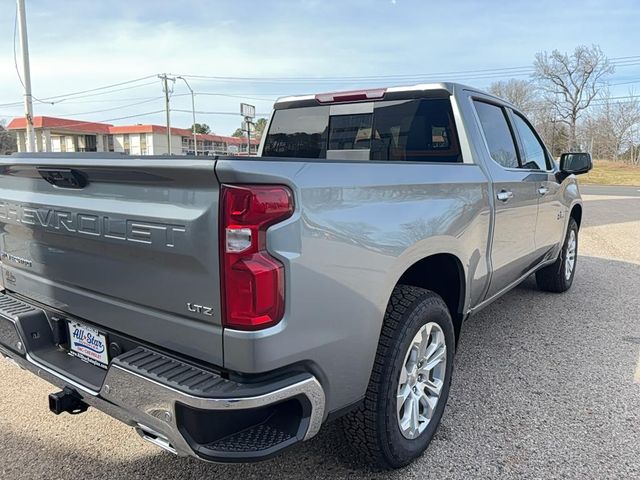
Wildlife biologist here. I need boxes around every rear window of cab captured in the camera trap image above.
[263,98,461,163]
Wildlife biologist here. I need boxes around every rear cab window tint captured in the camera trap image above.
[263,98,461,163]
[328,114,372,150]
[370,99,459,162]
[262,106,329,158]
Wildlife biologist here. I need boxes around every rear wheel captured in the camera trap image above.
[536,217,578,293]
[341,285,455,469]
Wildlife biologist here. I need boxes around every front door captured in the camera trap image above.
[509,112,565,260]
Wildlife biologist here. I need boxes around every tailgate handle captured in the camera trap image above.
[37,168,88,189]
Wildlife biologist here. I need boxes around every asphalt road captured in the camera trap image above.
[1,190,639,479]
[580,184,640,197]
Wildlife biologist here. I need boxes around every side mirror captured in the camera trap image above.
[560,152,592,175]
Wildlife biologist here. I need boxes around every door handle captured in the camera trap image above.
[496,190,514,202]
[538,186,549,196]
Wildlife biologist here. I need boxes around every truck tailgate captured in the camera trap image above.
[0,155,223,365]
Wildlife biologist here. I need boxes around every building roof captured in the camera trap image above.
[8,116,260,144]
[225,135,260,145]
[7,116,113,134]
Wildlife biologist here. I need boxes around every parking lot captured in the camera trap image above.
[1,185,638,479]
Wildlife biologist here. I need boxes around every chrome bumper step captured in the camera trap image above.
[0,291,326,462]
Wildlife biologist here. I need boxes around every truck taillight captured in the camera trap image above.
[220,184,294,330]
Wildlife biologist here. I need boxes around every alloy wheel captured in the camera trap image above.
[396,322,447,440]
[565,229,577,280]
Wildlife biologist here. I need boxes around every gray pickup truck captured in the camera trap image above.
[0,83,591,469]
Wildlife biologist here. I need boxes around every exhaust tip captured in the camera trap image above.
[136,424,178,455]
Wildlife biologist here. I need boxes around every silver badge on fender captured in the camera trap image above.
[187,303,214,316]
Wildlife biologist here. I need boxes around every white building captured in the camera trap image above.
[8,116,259,156]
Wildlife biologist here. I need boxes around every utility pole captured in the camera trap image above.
[158,74,175,154]
[16,0,36,152]
[177,76,197,155]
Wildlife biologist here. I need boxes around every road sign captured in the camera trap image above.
[240,103,256,119]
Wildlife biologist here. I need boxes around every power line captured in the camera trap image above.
[59,97,163,117]
[175,70,533,84]
[193,92,277,102]
[72,109,166,124]
[3,55,640,109]
[36,75,158,102]
[176,64,540,82]
[0,80,159,108]
[172,109,271,117]
[0,91,279,108]
[609,78,640,87]
[10,95,162,105]
[172,56,640,85]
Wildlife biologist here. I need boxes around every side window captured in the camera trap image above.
[512,113,549,170]
[473,101,519,169]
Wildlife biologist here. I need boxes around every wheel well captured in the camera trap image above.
[570,204,582,229]
[396,254,465,341]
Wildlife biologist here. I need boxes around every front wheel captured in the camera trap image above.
[536,217,579,293]
[341,285,455,469]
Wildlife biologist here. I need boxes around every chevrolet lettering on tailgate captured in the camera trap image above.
[0,201,186,248]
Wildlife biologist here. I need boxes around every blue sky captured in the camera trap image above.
[1,0,639,135]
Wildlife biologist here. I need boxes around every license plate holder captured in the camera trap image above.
[67,321,109,369]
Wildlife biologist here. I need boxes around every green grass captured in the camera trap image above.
[579,160,640,186]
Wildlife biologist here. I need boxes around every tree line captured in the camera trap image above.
[488,44,640,164]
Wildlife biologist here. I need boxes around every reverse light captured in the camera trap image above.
[225,227,252,253]
[220,184,294,330]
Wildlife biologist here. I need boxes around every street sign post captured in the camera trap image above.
[240,103,256,119]
[240,103,256,155]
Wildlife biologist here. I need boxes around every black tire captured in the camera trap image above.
[341,285,455,469]
[535,217,579,293]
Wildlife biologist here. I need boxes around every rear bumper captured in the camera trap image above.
[0,292,325,462]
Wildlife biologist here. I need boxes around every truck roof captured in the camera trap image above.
[273,82,509,110]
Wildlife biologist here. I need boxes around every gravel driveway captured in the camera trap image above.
[1,188,639,479]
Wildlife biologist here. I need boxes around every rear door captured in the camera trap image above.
[472,100,540,299]
[0,155,223,365]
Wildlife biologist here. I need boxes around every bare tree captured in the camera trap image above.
[533,44,614,150]
[488,79,538,115]
[584,89,640,161]
[487,80,568,157]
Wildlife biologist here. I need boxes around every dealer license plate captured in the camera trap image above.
[67,321,109,368]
